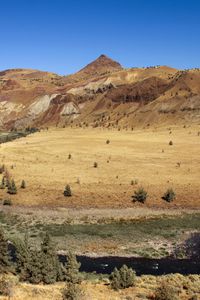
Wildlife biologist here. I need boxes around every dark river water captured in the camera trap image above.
[72,256,200,275]
[9,243,200,275]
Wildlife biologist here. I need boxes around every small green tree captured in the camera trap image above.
[41,232,59,284]
[27,249,43,284]
[0,177,5,189]
[7,179,17,195]
[5,178,10,188]
[3,199,12,206]
[16,232,61,284]
[132,187,148,203]
[64,185,72,197]
[20,180,26,189]
[109,265,136,290]
[162,188,176,202]
[15,232,31,281]
[62,252,81,284]
[0,228,10,273]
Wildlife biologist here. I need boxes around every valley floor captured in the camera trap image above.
[0,125,200,208]
[0,126,200,258]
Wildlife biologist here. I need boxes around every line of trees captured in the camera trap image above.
[0,227,183,300]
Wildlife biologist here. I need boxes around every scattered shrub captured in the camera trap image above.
[64,185,72,197]
[132,187,148,203]
[106,139,110,144]
[169,140,173,146]
[21,180,26,189]
[0,275,13,297]
[7,179,17,195]
[93,162,98,168]
[162,188,176,202]
[0,177,5,189]
[154,281,178,300]
[68,154,72,159]
[0,227,10,273]
[62,282,82,300]
[109,265,136,290]
[3,199,12,206]
[131,179,138,186]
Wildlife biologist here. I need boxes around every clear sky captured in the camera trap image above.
[0,0,200,75]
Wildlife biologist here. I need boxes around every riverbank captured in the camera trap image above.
[1,209,199,259]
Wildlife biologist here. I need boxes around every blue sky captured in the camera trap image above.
[0,0,200,74]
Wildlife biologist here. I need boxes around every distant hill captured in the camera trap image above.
[1,55,200,129]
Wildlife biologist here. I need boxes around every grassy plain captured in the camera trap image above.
[0,126,200,208]
[0,126,200,257]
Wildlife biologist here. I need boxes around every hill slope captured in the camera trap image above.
[1,56,200,129]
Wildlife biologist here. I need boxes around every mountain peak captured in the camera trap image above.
[77,54,122,76]
[98,54,107,59]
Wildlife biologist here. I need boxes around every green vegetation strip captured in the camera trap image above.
[0,212,199,242]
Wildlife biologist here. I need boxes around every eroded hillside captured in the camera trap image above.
[1,55,200,129]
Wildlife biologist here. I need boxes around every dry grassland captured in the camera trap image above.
[1,274,199,300]
[0,126,200,209]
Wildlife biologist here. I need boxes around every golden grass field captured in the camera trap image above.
[0,126,200,209]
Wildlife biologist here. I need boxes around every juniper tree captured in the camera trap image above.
[0,227,10,273]
[27,249,43,284]
[20,180,26,189]
[16,232,62,284]
[41,232,59,284]
[62,252,81,284]
[4,169,10,186]
[7,179,17,195]
[109,267,121,290]
[16,232,42,283]
[15,232,31,281]
[132,187,148,203]
[162,188,176,202]
[64,185,72,197]
[0,177,5,189]
[109,265,136,290]
[6,178,10,189]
